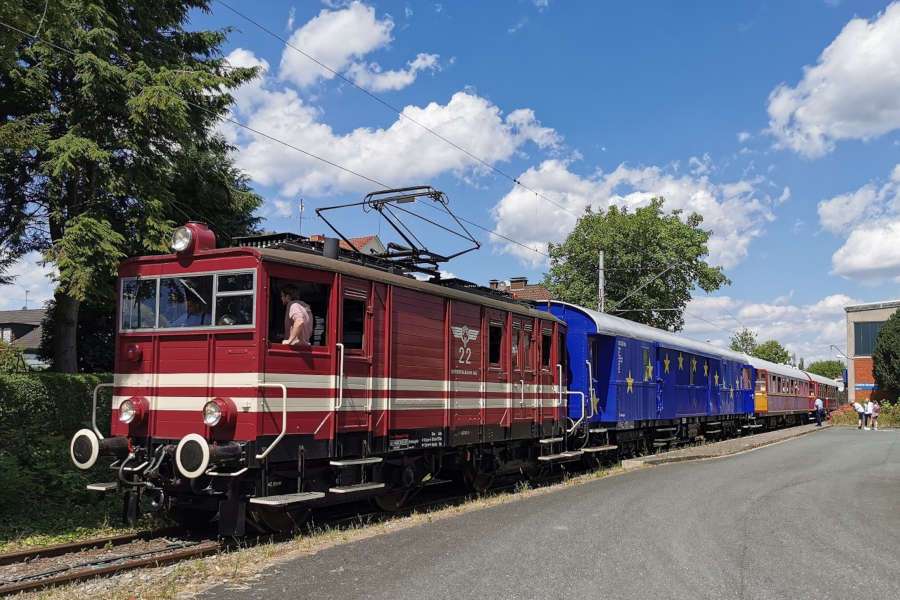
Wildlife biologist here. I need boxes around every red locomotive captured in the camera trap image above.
[70,211,569,534]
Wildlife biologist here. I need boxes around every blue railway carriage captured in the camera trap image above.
[545,302,755,454]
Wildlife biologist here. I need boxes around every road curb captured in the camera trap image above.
[621,425,829,469]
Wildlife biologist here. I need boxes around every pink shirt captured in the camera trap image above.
[284,300,313,345]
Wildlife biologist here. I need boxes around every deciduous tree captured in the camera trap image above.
[752,340,791,365]
[729,327,757,355]
[544,199,729,330]
[806,359,844,380]
[0,1,262,371]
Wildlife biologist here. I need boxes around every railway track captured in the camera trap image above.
[0,530,219,596]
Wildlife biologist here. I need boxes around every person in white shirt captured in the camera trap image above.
[851,401,864,429]
[814,397,824,427]
[863,400,874,430]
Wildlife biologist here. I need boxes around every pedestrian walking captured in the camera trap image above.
[864,400,874,430]
[814,397,824,427]
[871,400,880,431]
[851,400,865,429]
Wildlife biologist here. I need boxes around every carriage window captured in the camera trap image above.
[488,323,503,365]
[158,276,214,328]
[513,327,521,369]
[342,298,366,350]
[121,278,158,329]
[541,332,552,368]
[269,278,330,345]
[558,333,567,370]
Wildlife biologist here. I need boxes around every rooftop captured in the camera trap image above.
[0,309,45,326]
[844,299,900,313]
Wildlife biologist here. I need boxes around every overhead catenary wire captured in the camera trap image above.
[0,17,551,261]
[213,0,581,220]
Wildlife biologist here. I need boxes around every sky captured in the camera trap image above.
[5,0,900,363]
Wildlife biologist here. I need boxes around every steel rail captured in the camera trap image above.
[0,528,181,567]
[0,540,220,596]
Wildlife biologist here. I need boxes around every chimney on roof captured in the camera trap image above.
[509,276,528,290]
[488,279,500,290]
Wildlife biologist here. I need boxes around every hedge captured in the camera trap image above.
[0,373,115,539]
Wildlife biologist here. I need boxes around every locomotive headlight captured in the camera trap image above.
[201,397,235,428]
[202,400,222,427]
[170,226,193,253]
[117,397,147,425]
[118,399,137,424]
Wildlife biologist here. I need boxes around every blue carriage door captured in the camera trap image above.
[708,357,722,416]
[638,344,655,421]
[658,347,677,419]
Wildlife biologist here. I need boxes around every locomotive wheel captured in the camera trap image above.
[172,506,217,532]
[463,467,495,493]
[373,489,409,512]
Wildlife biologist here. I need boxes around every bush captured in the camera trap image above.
[0,341,26,373]
[0,372,117,542]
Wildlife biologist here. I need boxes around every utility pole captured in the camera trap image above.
[598,250,605,312]
[298,198,304,235]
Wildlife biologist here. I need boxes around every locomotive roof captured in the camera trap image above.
[258,248,562,324]
[549,301,748,362]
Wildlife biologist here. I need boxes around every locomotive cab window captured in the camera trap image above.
[488,322,503,366]
[269,277,330,346]
[341,297,366,351]
[523,326,533,370]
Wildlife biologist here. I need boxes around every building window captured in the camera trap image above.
[854,321,885,357]
[0,327,12,343]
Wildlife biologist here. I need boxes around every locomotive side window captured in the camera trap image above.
[121,278,158,329]
[214,272,255,326]
[523,326,533,370]
[342,298,366,350]
[541,330,552,368]
[158,276,214,328]
[269,277,330,345]
[488,322,503,366]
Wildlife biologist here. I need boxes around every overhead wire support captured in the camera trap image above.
[0,16,549,262]
[213,0,580,219]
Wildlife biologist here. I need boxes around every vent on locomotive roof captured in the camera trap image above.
[315,186,481,277]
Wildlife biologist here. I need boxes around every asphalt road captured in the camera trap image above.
[206,428,900,600]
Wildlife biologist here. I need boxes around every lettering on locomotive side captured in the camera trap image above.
[450,324,480,377]
[388,430,445,451]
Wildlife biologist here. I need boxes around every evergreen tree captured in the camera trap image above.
[544,199,729,330]
[0,1,262,371]
[872,309,900,401]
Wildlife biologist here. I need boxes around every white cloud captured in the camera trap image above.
[225,49,560,197]
[0,251,56,310]
[345,52,440,92]
[273,199,295,217]
[683,293,857,362]
[818,164,900,281]
[533,0,550,9]
[737,131,752,143]
[767,2,900,157]
[279,1,434,92]
[508,18,528,34]
[286,6,295,31]
[491,159,776,268]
